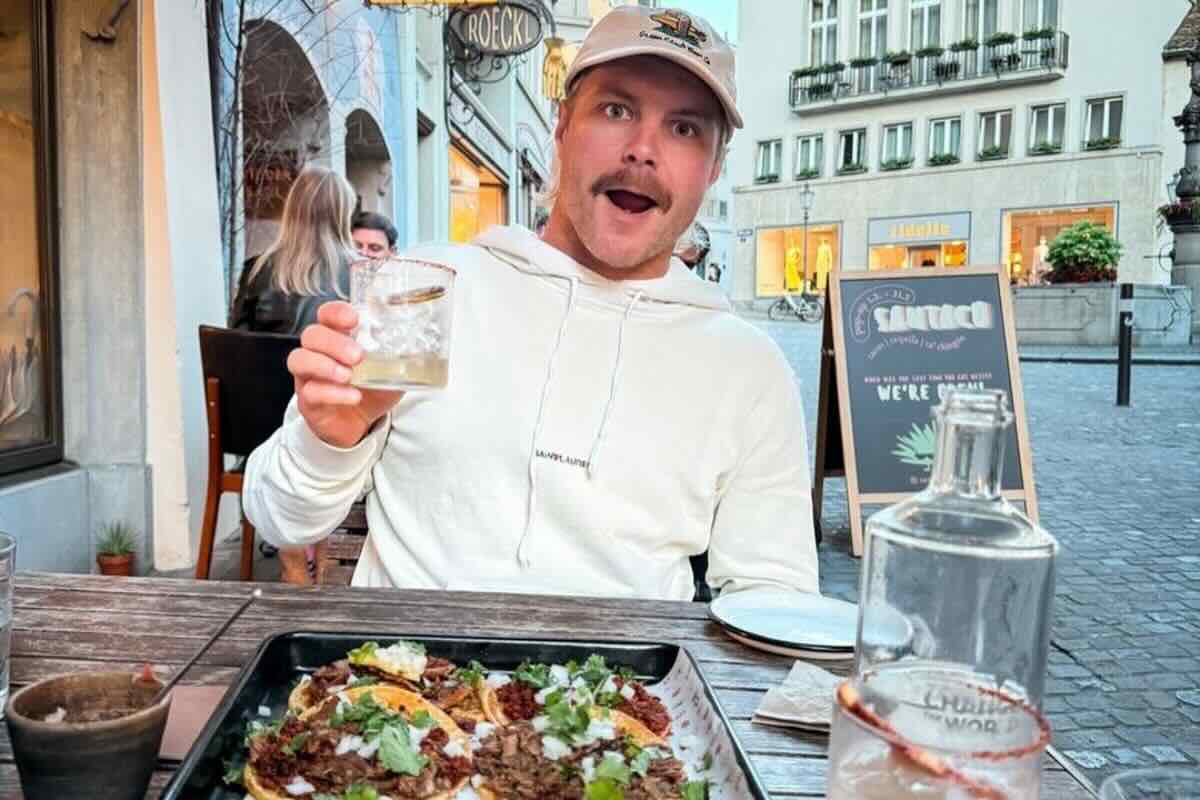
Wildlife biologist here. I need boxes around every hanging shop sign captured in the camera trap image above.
[448,2,543,56]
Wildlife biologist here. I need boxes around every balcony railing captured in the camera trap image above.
[788,31,1070,108]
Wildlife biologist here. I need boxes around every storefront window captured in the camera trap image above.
[0,0,61,477]
[449,144,507,243]
[1002,205,1116,284]
[755,224,841,296]
[867,213,971,270]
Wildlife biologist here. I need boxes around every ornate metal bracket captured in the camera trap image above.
[82,0,133,42]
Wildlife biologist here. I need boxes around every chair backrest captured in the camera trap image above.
[198,325,300,457]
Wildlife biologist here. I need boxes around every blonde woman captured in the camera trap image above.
[232,165,359,584]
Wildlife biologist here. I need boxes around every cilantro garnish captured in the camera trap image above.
[594,756,632,786]
[342,784,380,800]
[681,780,709,800]
[514,660,553,688]
[347,641,380,665]
[408,709,435,729]
[585,778,626,800]
[629,747,653,777]
[616,666,638,682]
[282,732,309,757]
[574,655,613,689]
[453,659,487,686]
[243,718,283,747]
[347,675,379,688]
[378,722,429,776]
[313,794,340,800]
[543,688,593,741]
[221,756,245,786]
[331,692,399,739]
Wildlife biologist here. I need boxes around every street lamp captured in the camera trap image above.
[1168,171,1182,202]
[799,181,816,293]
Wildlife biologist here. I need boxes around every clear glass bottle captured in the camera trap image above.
[854,389,1058,707]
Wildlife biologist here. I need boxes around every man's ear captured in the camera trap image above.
[708,145,724,188]
[554,97,574,148]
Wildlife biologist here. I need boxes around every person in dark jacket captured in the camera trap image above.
[351,210,398,259]
[231,165,358,336]
[230,164,359,583]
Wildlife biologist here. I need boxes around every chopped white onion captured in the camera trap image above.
[530,716,549,733]
[549,665,570,686]
[484,673,511,689]
[284,776,316,796]
[599,676,618,695]
[335,734,365,756]
[582,718,616,742]
[619,684,636,701]
[443,738,466,758]
[472,722,496,741]
[471,775,484,788]
[541,735,572,761]
[453,787,481,800]
[325,684,347,695]
[580,756,596,782]
[257,705,272,717]
[602,750,626,765]
[357,738,381,759]
[533,687,554,705]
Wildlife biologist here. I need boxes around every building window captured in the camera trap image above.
[910,0,941,51]
[811,0,839,66]
[1,0,62,478]
[1002,205,1115,283]
[965,0,998,41]
[1023,0,1058,31]
[978,110,1012,159]
[756,139,782,183]
[858,0,888,59]
[795,134,824,178]
[881,123,913,168]
[755,224,842,296]
[929,117,962,163]
[718,200,729,220]
[1085,97,1124,148]
[1029,103,1066,154]
[838,129,867,172]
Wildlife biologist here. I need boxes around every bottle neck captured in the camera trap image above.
[928,418,1006,499]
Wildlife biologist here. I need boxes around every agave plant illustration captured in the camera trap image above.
[893,422,937,471]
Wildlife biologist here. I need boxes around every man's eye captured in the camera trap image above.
[603,103,630,120]
[674,121,698,138]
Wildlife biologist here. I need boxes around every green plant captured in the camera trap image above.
[893,423,937,471]
[818,61,846,74]
[796,168,820,180]
[97,522,137,556]
[929,153,960,166]
[792,66,820,79]
[837,162,866,175]
[979,145,1008,160]
[1022,27,1056,40]
[884,50,912,65]
[949,38,980,52]
[985,32,1018,47]
[1030,141,1062,155]
[1044,222,1123,284]
[915,46,945,58]
[850,56,880,68]
[880,158,913,171]
[1085,137,1121,151]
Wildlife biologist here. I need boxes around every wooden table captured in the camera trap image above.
[4,573,1097,798]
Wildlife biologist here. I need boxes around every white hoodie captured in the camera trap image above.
[243,226,818,600]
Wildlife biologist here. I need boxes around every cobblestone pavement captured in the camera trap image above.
[753,316,1200,788]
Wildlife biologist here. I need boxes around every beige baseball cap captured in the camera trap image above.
[566,6,743,130]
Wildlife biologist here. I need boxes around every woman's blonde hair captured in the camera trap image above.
[249,164,358,297]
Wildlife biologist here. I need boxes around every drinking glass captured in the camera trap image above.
[1100,769,1200,799]
[827,664,1051,799]
[349,257,456,390]
[0,533,15,716]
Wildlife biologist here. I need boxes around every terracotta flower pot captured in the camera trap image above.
[96,553,134,576]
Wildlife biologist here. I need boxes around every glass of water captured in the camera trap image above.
[349,257,456,391]
[0,533,15,715]
[827,664,1051,800]
[1100,769,1200,799]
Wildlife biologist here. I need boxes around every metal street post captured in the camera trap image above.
[800,181,815,293]
[1117,282,1133,406]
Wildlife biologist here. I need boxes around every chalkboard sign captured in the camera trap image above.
[812,266,1039,556]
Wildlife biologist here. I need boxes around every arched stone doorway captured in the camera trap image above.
[345,109,392,216]
[240,19,331,259]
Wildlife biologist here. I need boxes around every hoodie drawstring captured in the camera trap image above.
[587,290,644,480]
[516,275,580,568]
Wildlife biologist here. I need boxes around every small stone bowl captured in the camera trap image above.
[5,670,172,800]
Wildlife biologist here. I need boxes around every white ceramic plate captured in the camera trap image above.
[709,588,860,652]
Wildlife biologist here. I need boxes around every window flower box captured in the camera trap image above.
[880,158,913,172]
[837,163,867,176]
[978,146,1008,161]
[1085,137,1121,151]
[1030,142,1063,156]
[928,153,961,167]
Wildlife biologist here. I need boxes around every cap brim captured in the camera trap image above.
[567,46,744,130]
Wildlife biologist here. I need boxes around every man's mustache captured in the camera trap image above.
[590,170,672,211]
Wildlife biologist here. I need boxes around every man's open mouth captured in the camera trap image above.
[605,189,658,214]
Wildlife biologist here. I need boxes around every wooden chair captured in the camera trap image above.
[196,325,300,580]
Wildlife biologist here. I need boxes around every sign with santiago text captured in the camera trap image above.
[812,266,1039,556]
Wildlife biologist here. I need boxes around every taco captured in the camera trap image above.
[244,685,473,800]
[480,655,673,737]
[471,691,685,800]
[288,645,490,733]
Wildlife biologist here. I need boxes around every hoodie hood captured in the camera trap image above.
[474,225,730,312]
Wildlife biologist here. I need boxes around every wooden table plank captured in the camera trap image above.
[3,575,1096,799]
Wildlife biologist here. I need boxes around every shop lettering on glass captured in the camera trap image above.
[451,4,543,56]
[890,222,953,241]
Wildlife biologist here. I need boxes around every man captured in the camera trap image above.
[244,7,818,600]
[351,211,398,259]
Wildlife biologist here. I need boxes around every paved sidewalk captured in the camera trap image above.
[754,317,1200,787]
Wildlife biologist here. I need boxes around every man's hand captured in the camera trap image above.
[287,301,403,449]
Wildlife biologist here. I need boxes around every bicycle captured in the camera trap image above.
[767,290,825,323]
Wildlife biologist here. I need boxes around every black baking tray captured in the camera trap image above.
[159,631,770,799]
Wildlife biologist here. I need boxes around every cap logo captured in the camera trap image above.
[649,10,708,47]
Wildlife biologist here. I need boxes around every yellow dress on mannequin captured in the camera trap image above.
[785,245,802,292]
[815,239,833,290]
